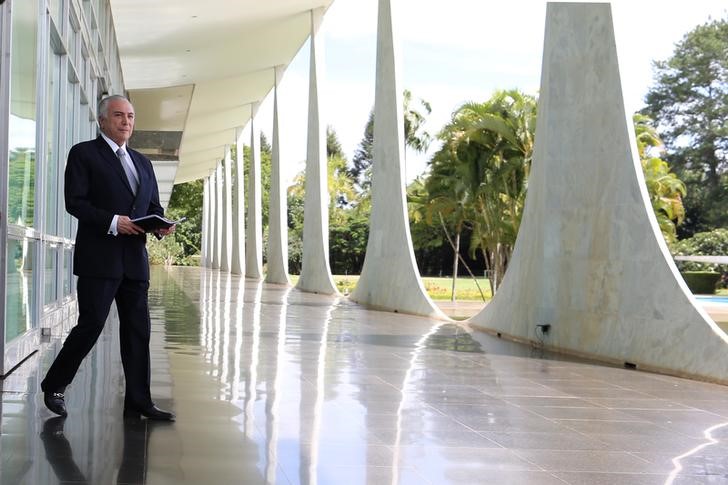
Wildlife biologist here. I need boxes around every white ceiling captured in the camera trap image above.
[111,0,334,183]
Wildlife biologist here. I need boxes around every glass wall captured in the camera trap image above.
[5,239,37,342]
[44,245,57,305]
[7,0,38,230]
[45,50,61,236]
[1,0,127,375]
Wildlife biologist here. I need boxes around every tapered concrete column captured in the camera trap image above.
[296,9,337,295]
[220,147,233,272]
[231,128,246,275]
[211,167,221,270]
[201,176,210,267]
[207,172,217,269]
[470,3,728,383]
[350,0,444,318]
[266,66,290,285]
[245,103,264,280]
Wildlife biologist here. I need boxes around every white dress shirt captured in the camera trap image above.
[100,133,132,236]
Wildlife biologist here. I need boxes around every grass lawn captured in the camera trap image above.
[287,274,727,301]
[289,274,491,301]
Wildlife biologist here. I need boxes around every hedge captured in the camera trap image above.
[681,271,720,295]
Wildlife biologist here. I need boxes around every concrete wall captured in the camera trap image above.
[469,2,728,383]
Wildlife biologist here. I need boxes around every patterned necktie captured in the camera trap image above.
[116,148,139,195]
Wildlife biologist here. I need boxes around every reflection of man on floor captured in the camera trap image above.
[40,95,174,421]
[40,416,159,484]
[39,417,87,484]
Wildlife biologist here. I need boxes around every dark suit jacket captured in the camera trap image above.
[65,136,164,280]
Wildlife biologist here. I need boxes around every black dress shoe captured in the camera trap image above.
[123,405,175,421]
[41,416,67,438]
[44,392,68,417]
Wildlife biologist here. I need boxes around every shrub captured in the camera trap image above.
[673,229,728,287]
[680,271,720,294]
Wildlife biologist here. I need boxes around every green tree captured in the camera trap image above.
[407,177,450,276]
[430,89,537,294]
[288,127,362,274]
[166,178,204,263]
[421,146,472,300]
[8,147,35,227]
[327,125,345,158]
[633,114,687,243]
[643,16,728,235]
[350,111,374,192]
[238,133,272,229]
[350,89,432,193]
[403,89,433,156]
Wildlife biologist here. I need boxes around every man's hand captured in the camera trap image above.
[155,225,176,238]
[117,216,145,235]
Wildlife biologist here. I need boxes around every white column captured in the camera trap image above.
[296,8,337,295]
[201,176,210,267]
[470,3,728,383]
[265,66,290,285]
[213,162,224,270]
[210,168,220,269]
[245,103,263,279]
[350,0,444,317]
[220,146,234,272]
[231,128,246,275]
[207,172,217,269]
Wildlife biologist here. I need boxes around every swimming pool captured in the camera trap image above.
[695,296,728,304]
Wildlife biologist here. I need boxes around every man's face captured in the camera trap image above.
[99,98,135,146]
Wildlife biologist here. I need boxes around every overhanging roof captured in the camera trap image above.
[111,0,334,184]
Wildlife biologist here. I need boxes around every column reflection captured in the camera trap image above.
[391,321,445,485]
[308,297,336,485]
[231,275,245,405]
[244,280,263,439]
[220,272,232,398]
[264,286,291,483]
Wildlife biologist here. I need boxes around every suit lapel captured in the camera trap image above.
[95,136,135,195]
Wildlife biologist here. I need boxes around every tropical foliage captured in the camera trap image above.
[633,114,686,243]
[643,16,728,236]
[418,89,537,294]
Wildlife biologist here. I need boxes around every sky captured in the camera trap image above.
[256,0,728,185]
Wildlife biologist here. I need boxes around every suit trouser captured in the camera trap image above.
[41,276,153,410]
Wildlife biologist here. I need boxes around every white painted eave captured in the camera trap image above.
[110,0,334,183]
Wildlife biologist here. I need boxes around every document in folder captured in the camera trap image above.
[130,215,186,232]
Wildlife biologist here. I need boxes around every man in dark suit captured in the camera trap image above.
[41,95,175,421]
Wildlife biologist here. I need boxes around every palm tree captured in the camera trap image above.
[403,89,432,155]
[633,114,686,243]
[351,90,433,192]
[436,90,537,294]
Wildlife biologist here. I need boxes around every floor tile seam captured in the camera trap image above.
[507,448,562,473]
[516,405,633,416]
[474,433,615,452]
[552,420,695,442]
[625,450,657,466]
[510,449,662,473]
[578,432,720,452]
[553,471,671,481]
[577,398,692,411]
[453,418,572,440]
[480,399,571,422]
[644,418,720,440]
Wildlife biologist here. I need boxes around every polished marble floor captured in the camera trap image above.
[2,266,728,484]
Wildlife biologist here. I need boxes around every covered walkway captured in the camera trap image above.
[2,267,728,484]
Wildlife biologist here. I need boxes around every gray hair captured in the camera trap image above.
[97,95,131,120]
